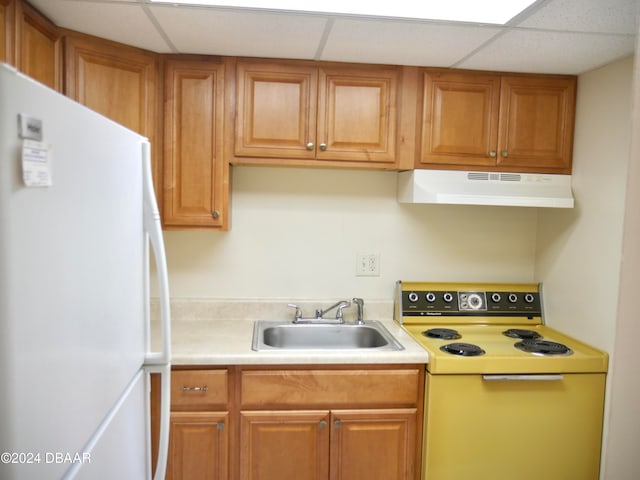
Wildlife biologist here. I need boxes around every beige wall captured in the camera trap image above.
[536,55,636,479]
[602,49,640,479]
[161,166,538,302]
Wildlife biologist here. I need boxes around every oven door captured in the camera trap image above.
[424,372,606,480]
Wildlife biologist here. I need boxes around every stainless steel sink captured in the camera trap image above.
[252,320,404,351]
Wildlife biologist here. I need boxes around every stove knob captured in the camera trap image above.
[508,293,518,303]
[524,293,535,303]
[443,292,454,303]
[425,292,436,302]
[407,292,419,303]
[491,292,502,303]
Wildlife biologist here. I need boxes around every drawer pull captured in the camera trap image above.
[482,374,564,382]
[182,386,209,392]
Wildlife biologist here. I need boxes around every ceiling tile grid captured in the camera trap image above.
[24,0,640,74]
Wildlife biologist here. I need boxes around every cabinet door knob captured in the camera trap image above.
[319,143,327,151]
[319,420,327,429]
[501,150,509,158]
[333,420,342,428]
[211,210,220,219]
[306,142,314,150]
[489,150,497,157]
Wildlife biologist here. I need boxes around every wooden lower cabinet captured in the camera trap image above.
[239,408,416,480]
[239,410,330,480]
[153,365,424,480]
[330,409,417,480]
[168,411,229,480]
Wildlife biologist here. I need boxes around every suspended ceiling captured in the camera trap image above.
[27,0,639,74]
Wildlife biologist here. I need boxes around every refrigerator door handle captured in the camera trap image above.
[145,364,171,480]
[140,141,171,480]
[142,140,171,367]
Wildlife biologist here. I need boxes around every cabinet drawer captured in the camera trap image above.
[241,369,420,408]
[171,369,228,410]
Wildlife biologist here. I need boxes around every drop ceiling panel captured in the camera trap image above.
[150,6,328,57]
[458,29,636,74]
[321,18,503,66]
[517,0,638,34]
[27,0,171,52]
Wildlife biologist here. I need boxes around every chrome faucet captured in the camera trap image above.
[352,297,364,324]
[315,300,351,323]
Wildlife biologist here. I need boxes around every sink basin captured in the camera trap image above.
[252,320,404,351]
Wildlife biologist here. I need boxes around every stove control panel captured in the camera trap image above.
[396,281,542,320]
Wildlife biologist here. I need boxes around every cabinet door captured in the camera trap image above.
[64,34,161,201]
[497,75,575,173]
[163,59,227,229]
[235,60,317,159]
[420,69,500,167]
[167,411,229,480]
[330,409,417,480]
[239,410,330,480]
[16,1,62,91]
[317,66,397,163]
[1,0,15,64]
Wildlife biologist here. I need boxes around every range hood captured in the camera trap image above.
[397,170,574,208]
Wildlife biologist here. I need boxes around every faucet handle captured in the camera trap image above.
[336,300,351,320]
[287,303,303,323]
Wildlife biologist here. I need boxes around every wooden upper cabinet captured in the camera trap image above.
[497,75,575,172]
[1,0,62,90]
[420,68,576,174]
[16,1,62,90]
[163,58,227,229]
[235,59,398,167]
[421,70,500,168]
[236,61,317,159]
[64,34,158,138]
[63,33,161,203]
[1,0,15,65]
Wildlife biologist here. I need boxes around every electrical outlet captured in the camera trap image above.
[356,253,380,277]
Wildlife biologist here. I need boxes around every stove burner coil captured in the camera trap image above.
[514,339,573,356]
[440,342,486,357]
[423,328,461,340]
[503,328,542,340]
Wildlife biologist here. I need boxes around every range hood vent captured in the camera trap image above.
[397,170,574,208]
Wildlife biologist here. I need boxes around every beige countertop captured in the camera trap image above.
[162,317,429,365]
[151,298,428,365]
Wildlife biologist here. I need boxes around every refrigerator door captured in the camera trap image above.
[0,64,163,479]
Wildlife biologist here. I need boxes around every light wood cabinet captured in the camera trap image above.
[1,0,15,65]
[64,32,161,202]
[168,412,229,480]
[1,0,61,90]
[330,409,417,480]
[16,1,61,90]
[419,68,576,174]
[239,367,422,480]
[239,410,330,480]
[163,57,229,229]
[235,59,399,168]
[165,369,230,480]
[239,409,416,480]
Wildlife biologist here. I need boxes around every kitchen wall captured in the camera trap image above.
[536,54,636,480]
[162,167,538,304]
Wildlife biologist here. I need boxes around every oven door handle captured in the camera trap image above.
[482,374,564,382]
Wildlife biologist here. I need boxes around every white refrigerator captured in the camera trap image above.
[0,63,171,479]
